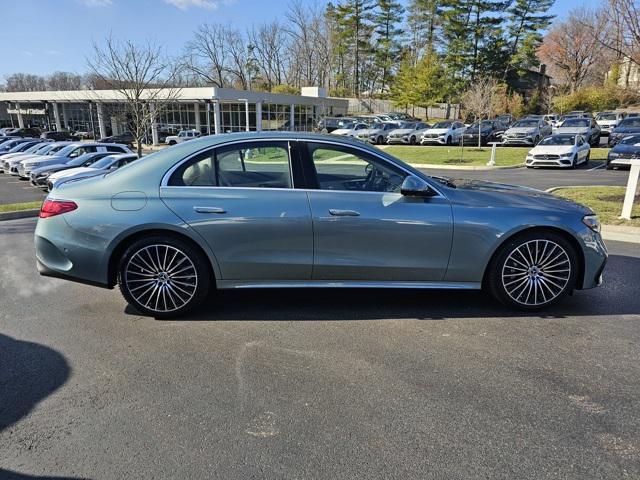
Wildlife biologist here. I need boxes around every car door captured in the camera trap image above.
[160,140,313,281]
[302,141,453,281]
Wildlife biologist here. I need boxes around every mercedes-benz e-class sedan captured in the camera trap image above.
[35,132,607,318]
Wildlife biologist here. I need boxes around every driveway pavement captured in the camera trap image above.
[1,218,639,479]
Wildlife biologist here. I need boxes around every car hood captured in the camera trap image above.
[424,128,450,135]
[2,152,32,161]
[31,163,70,175]
[7,154,41,165]
[596,120,617,125]
[50,166,97,180]
[331,128,354,135]
[22,156,67,166]
[611,143,640,154]
[556,126,589,134]
[612,126,640,134]
[440,177,592,214]
[389,129,414,135]
[358,128,383,135]
[528,145,575,155]
[505,127,537,134]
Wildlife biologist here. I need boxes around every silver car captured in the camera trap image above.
[47,153,139,191]
[554,117,601,147]
[502,118,552,146]
[35,132,607,318]
[386,122,431,145]
[354,122,400,144]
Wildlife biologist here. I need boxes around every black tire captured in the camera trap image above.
[446,136,452,146]
[534,136,540,145]
[486,231,578,311]
[409,135,416,145]
[168,140,176,146]
[570,154,578,169]
[117,236,211,319]
[584,152,590,164]
[377,136,384,145]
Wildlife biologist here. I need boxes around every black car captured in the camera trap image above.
[99,132,135,146]
[608,117,640,146]
[606,134,640,170]
[40,130,74,141]
[7,127,41,137]
[317,117,355,133]
[461,120,506,146]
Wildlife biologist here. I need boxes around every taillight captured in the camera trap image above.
[39,199,78,218]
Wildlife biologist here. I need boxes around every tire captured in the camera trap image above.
[534,136,540,145]
[377,136,384,145]
[117,236,211,318]
[168,140,176,146]
[584,152,590,164]
[570,154,577,169]
[446,136,452,145]
[409,135,416,145]
[487,231,578,310]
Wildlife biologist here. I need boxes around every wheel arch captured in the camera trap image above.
[107,227,218,288]
[481,226,585,290]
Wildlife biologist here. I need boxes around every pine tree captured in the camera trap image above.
[373,0,404,94]
[407,0,443,60]
[389,53,420,109]
[504,0,555,77]
[414,49,445,117]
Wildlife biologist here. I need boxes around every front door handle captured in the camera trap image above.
[193,206,226,214]
[329,209,360,217]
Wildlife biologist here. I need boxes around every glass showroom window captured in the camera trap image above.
[262,103,289,131]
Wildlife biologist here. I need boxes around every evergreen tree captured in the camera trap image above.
[407,0,443,60]
[373,0,404,94]
[414,49,445,117]
[389,52,420,109]
[504,0,555,77]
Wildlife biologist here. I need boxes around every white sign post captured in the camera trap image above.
[620,159,640,220]
[486,142,500,166]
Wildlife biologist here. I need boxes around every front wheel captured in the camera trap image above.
[409,135,416,145]
[487,231,577,310]
[118,236,211,318]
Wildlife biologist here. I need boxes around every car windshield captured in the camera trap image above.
[55,145,81,157]
[8,143,33,153]
[432,122,452,129]
[90,156,117,169]
[338,121,356,129]
[24,144,46,154]
[620,135,640,145]
[538,135,576,146]
[596,113,617,121]
[619,118,640,127]
[561,118,589,127]
[398,122,416,129]
[67,154,98,166]
[469,121,493,129]
[369,123,384,130]
[513,120,539,127]
[47,144,68,155]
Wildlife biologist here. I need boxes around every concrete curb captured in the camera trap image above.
[410,162,524,171]
[0,209,40,221]
[601,225,640,244]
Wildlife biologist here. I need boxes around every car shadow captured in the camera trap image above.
[0,334,83,479]
[141,253,639,322]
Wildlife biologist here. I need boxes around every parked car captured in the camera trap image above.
[18,142,132,179]
[0,140,46,173]
[386,122,431,145]
[386,112,421,122]
[496,114,515,127]
[525,134,590,168]
[317,117,355,133]
[165,129,201,145]
[3,141,60,175]
[40,131,74,141]
[0,138,39,160]
[34,132,607,318]
[554,117,601,146]
[595,111,625,136]
[420,121,467,145]
[461,120,506,146]
[3,127,41,137]
[354,121,400,144]
[99,132,135,146]
[0,136,19,146]
[542,114,559,125]
[608,117,640,146]
[30,152,114,187]
[330,121,370,137]
[606,134,640,170]
[502,118,552,146]
[48,153,140,191]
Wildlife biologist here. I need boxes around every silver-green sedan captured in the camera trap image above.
[35,132,607,318]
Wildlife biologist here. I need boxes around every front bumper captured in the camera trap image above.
[503,137,535,146]
[387,136,411,144]
[420,136,446,145]
[525,156,574,168]
[577,227,608,290]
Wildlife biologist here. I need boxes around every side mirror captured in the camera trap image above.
[401,176,436,197]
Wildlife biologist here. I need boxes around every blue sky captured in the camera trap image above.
[1,0,597,79]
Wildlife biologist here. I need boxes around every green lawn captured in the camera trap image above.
[553,186,640,227]
[0,201,42,213]
[382,145,610,166]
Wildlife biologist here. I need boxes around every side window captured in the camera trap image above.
[307,143,407,193]
[168,141,292,188]
[106,145,125,152]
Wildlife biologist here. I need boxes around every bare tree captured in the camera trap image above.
[4,73,47,92]
[87,36,181,156]
[461,77,499,149]
[538,10,602,93]
[182,23,231,87]
[47,71,83,91]
[248,21,290,90]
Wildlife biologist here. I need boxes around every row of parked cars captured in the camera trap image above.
[0,136,137,191]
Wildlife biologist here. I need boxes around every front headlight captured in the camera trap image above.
[608,152,619,158]
[582,214,601,233]
[560,152,573,158]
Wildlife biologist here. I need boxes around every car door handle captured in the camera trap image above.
[193,206,226,214]
[329,209,360,217]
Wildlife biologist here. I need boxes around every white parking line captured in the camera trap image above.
[588,163,605,171]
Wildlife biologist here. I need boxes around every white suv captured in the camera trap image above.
[165,129,201,145]
[420,121,467,145]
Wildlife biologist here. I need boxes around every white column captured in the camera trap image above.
[620,160,640,220]
[245,100,250,132]
[289,104,295,132]
[213,101,221,135]
[255,101,262,131]
[52,102,62,131]
[110,116,119,136]
[16,103,24,128]
[62,104,69,130]
[150,103,159,146]
[194,102,201,132]
[96,103,107,139]
[206,103,211,135]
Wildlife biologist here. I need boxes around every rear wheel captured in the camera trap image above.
[377,136,384,145]
[487,231,578,310]
[409,135,416,145]
[118,236,211,318]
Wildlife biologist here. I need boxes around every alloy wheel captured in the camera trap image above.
[124,244,198,313]
[501,239,571,306]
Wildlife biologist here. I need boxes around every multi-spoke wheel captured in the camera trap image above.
[118,236,211,318]
[487,232,577,310]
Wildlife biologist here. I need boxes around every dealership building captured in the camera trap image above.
[0,86,348,143]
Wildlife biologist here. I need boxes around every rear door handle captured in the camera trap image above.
[193,206,226,214]
[329,209,360,217]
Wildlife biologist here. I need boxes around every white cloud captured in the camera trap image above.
[164,0,220,10]
[22,51,34,57]
[78,0,113,6]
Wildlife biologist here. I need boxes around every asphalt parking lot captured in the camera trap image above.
[0,173,46,204]
[1,218,639,479]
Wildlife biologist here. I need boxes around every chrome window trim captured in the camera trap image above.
[160,136,446,198]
